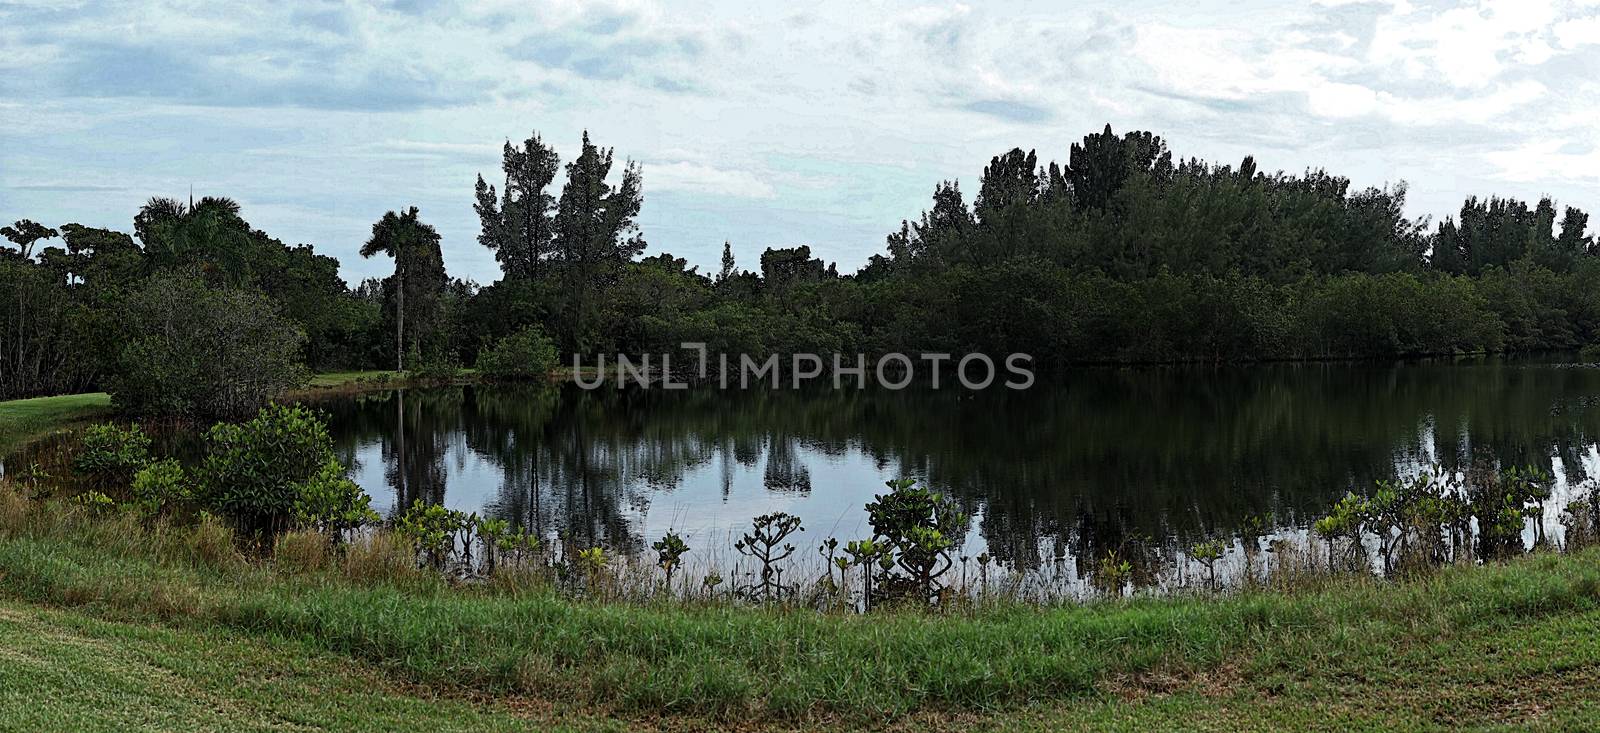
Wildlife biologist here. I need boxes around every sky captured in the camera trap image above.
[3,0,1599,285]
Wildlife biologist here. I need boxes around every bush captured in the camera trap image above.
[475,325,558,381]
[130,459,191,516]
[407,348,462,384]
[197,404,337,534]
[110,270,308,420]
[293,459,379,544]
[73,423,152,485]
[862,479,969,604]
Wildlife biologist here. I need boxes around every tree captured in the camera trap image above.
[361,207,447,371]
[475,132,561,279]
[110,269,307,419]
[759,245,832,294]
[1066,124,1172,212]
[975,150,1038,223]
[551,131,646,350]
[1,219,58,260]
[133,196,258,283]
[717,241,736,284]
[1537,206,1592,272]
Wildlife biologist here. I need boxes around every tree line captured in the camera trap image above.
[3,124,1598,415]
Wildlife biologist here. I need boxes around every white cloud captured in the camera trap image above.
[3,0,1600,280]
[1483,139,1600,183]
[646,162,777,200]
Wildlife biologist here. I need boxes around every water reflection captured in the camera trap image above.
[312,358,1600,573]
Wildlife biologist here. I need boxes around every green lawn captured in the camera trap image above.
[0,392,112,455]
[305,370,404,388]
[0,369,434,454]
[0,497,1598,731]
[0,599,630,733]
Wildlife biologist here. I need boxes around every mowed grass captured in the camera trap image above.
[1,370,421,453]
[0,392,112,455]
[1,496,1599,730]
[306,370,403,388]
[3,591,1597,733]
[0,600,638,733]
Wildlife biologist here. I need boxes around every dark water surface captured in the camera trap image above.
[313,357,1600,574]
[6,357,1598,586]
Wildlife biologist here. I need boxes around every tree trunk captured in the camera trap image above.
[396,267,405,372]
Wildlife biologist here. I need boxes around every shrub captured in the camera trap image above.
[275,529,331,573]
[1314,492,1368,571]
[130,459,191,516]
[73,423,151,486]
[475,325,558,381]
[653,530,690,590]
[396,500,468,570]
[734,512,803,603]
[110,269,308,420]
[407,349,462,384]
[197,404,338,534]
[1562,489,1600,551]
[74,490,116,514]
[1092,550,1134,597]
[861,478,969,604]
[293,459,379,544]
[1189,538,1227,589]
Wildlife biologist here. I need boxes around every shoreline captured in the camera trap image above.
[0,487,1597,730]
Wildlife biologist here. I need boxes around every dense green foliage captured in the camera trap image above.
[196,404,343,534]
[457,126,1600,366]
[4,125,1599,412]
[474,325,558,380]
[110,270,308,419]
[71,422,152,485]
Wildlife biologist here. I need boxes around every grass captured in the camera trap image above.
[305,370,404,388]
[0,392,112,455]
[0,599,636,732]
[0,369,460,454]
[1,491,1599,730]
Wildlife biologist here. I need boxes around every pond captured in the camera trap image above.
[316,356,1600,583]
[8,355,1600,593]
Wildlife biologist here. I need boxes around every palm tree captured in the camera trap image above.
[133,196,250,279]
[361,207,442,372]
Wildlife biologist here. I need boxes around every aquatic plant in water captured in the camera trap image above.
[735,512,803,603]
[860,478,969,606]
[653,530,689,591]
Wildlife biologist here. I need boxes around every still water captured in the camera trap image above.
[313,357,1600,576]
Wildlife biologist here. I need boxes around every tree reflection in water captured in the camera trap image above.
[318,357,1600,575]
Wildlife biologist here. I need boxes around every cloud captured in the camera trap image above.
[1483,138,1600,183]
[6,183,127,192]
[646,161,777,200]
[3,0,1599,284]
[963,99,1054,123]
[33,42,487,111]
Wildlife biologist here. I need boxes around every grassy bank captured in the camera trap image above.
[0,369,474,455]
[0,393,112,456]
[1,489,1598,730]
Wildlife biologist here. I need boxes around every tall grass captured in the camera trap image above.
[2,479,1598,722]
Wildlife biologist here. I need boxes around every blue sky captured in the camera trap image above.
[3,0,1599,284]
